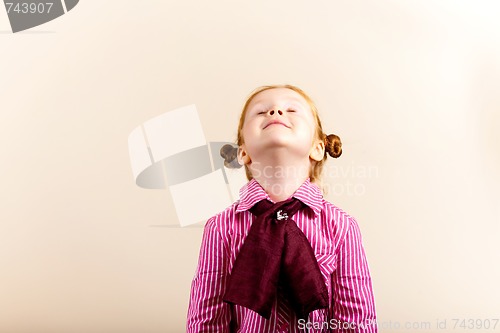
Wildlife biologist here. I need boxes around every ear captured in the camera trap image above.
[237,145,251,165]
[309,139,325,162]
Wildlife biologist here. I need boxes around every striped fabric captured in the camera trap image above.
[187,178,377,333]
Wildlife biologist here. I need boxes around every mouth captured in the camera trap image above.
[263,121,290,129]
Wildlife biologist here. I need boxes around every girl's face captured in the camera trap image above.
[239,88,324,164]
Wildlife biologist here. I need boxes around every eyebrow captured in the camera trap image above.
[253,95,303,103]
[251,96,307,108]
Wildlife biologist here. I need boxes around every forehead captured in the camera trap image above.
[248,88,309,108]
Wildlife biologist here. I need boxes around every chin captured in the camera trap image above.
[263,137,293,148]
[262,141,310,155]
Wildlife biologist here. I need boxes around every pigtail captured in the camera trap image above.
[324,134,342,158]
[220,144,242,169]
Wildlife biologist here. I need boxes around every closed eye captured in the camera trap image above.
[287,109,296,113]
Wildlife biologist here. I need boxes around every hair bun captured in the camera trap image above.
[325,134,342,158]
[220,144,242,169]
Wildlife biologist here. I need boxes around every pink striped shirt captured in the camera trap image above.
[187,178,377,333]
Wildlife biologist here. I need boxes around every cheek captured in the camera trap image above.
[306,118,320,140]
[243,118,259,134]
[240,123,255,145]
[299,117,317,140]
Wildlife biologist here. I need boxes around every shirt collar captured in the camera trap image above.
[235,178,323,217]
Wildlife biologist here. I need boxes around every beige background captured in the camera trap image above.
[1,0,499,332]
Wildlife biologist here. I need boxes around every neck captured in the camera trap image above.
[249,150,311,202]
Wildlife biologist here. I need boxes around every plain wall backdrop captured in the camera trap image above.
[1,0,499,332]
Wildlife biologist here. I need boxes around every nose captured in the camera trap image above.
[268,109,283,116]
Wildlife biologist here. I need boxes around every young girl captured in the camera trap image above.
[187,85,377,333]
